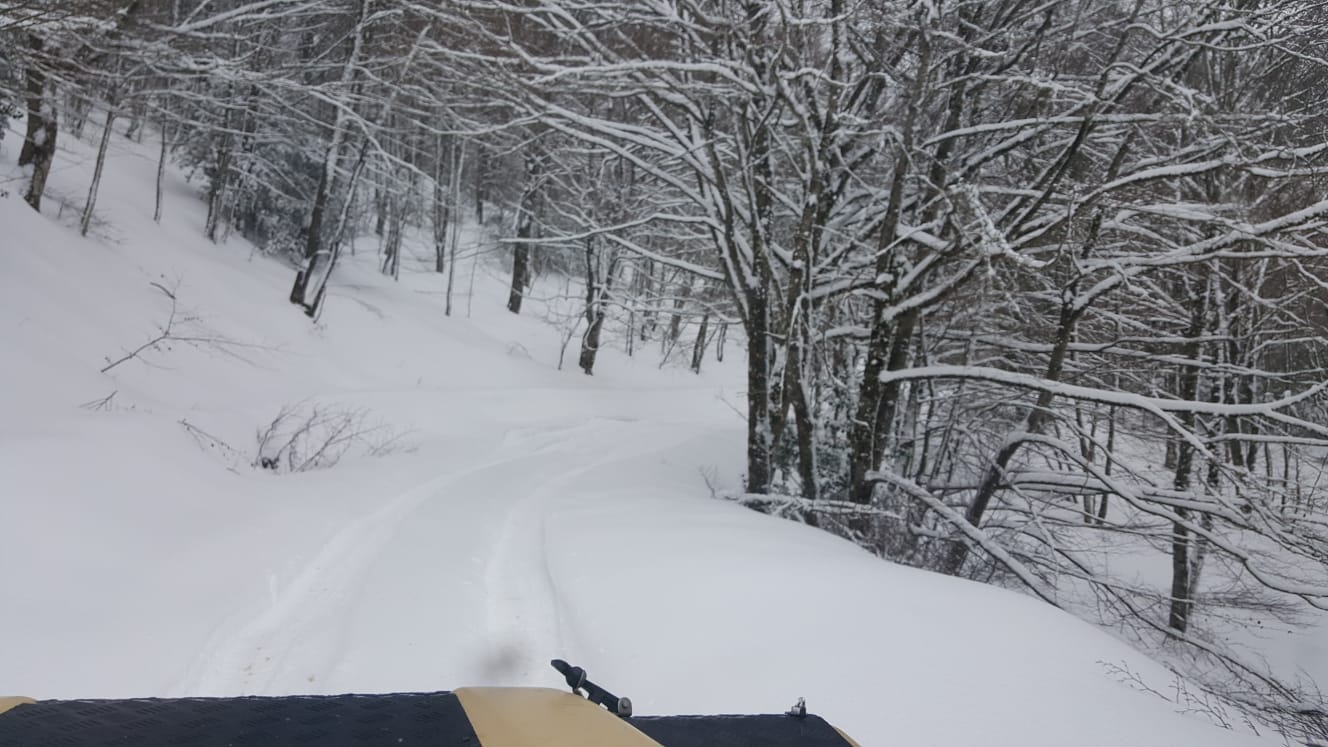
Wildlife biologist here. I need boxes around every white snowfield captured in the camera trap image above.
[0,122,1282,746]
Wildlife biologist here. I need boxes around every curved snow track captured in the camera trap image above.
[173,417,688,697]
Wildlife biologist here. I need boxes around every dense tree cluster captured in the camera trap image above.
[5,0,1328,735]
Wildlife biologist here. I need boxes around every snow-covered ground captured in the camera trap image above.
[0,115,1295,746]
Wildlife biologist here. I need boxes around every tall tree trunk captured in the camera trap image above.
[1168,278,1210,635]
[741,268,774,494]
[847,20,935,505]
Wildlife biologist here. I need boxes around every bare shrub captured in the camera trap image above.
[254,401,412,473]
[1102,660,1328,744]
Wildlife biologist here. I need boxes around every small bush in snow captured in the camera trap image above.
[254,401,411,473]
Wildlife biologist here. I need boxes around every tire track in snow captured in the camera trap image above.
[481,421,691,684]
[174,444,564,697]
[481,473,576,684]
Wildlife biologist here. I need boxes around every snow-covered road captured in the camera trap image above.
[166,411,712,698]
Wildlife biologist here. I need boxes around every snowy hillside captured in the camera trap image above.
[0,116,1293,747]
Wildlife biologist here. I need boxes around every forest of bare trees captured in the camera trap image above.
[4,0,1328,737]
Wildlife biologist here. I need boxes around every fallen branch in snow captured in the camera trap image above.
[867,470,1061,606]
[78,389,118,411]
[721,490,912,541]
[100,281,261,373]
[178,418,245,470]
[1101,661,1246,734]
[725,492,905,520]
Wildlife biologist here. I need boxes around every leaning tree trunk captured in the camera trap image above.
[290,0,372,311]
[80,101,118,237]
[942,300,1079,576]
[154,111,169,223]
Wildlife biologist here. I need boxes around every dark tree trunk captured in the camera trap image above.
[745,292,773,494]
[68,93,89,140]
[578,239,611,375]
[380,192,402,279]
[870,311,918,487]
[579,310,605,375]
[507,154,541,314]
[19,35,57,213]
[848,317,891,505]
[374,187,386,236]
[154,112,169,223]
[508,239,531,314]
[1168,280,1210,635]
[80,104,117,237]
[291,127,342,311]
[431,129,453,275]
[204,109,235,242]
[668,282,692,342]
[474,144,487,223]
[124,95,146,142]
[690,312,710,373]
[943,301,1078,576]
[846,25,932,506]
[289,0,370,314]
[1097,405,1117,524]
[640,261,657,341]
[789,372,818,501]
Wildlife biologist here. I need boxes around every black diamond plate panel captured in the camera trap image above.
[632,714,855,747]
[0,691,480,746]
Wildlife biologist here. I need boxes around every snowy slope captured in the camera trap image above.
[0,116,1284,746]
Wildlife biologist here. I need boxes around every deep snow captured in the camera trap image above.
[0,114,1293,746]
